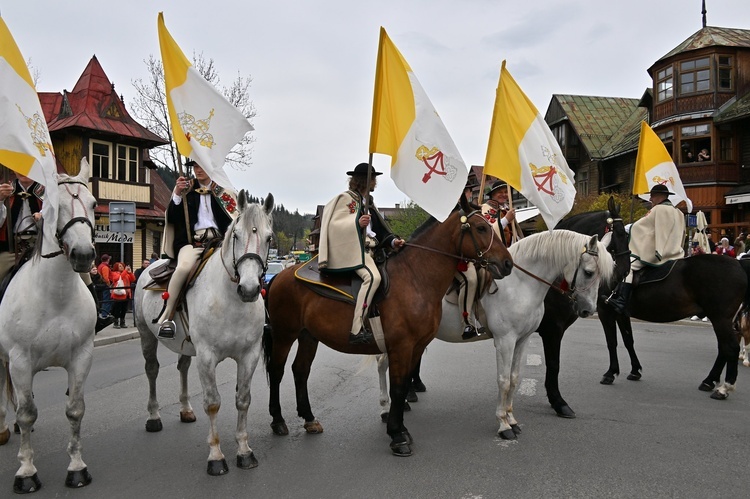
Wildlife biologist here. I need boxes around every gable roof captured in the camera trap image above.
[651,26,750,71]
[549,95,644,159]
[39,56,167,147]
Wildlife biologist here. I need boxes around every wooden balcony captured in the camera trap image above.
[89,178,153,208]
[678,163,739,185]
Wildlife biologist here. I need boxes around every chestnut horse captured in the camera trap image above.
[263,196,513,457]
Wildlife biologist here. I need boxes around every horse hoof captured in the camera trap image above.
[554,405,576,419]
[600,375,615,385]
[145,419,163,432]
[65,468,92,488]
[13,423,33,434]
[390,441,412,457]
[400,430,414,445]
[406,389,418,403]
[511,424,522,435]
[236,452,258,469]
[412,380,426,392]
[180,410,197,423]
[498,429,517,440]
[698,382,715,392]
[13,473,42,494]
[627,372,642,381]
[404,402,411,412]
[0,427,10,445]
[710,390,729,400]
[207,459,229,476]
[303,420,323,434]
[271,421,289,436]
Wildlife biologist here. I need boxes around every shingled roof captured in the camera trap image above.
[651,26,750,71]
[38,56,167,147]
[549,95,645,160]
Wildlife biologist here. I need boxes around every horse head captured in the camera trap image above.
[457,194,513,279]
[225,191,274,302]
[53,157,97,272]
[567,233,615,318]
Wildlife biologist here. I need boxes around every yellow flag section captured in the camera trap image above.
[484,61,576,230]
[633,121,693,212]
[0,15,59,254]
[369,27,467,223]
[158,13,252,190]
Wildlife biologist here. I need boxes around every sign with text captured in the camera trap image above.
[95,225,134,244]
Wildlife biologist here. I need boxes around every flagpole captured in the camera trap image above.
[177,155,192,246]
[365,153,373,215]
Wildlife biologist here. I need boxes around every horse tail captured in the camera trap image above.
[4,362,16,411]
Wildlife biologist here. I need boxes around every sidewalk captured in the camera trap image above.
[94,319,140,347]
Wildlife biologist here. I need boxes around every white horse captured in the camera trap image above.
[0,159,98,493]
[133,192,274,476]
[378,229,615,439]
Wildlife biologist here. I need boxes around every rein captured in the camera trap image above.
[41,180,95,259]
[221,217,267,284]
[403,210,496,267]
[514,243,601,299]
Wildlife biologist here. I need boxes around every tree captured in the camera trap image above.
[387,201,430,239]
[129,52,256,175]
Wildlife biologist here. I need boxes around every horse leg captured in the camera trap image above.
[617,316,643,380]
[0,362,9,445]
[505,335,533,436]
[196,350,228,476]
[386,366,412,457]
[235,351,260,470]
[177,355,196,423]
[599,311,621,385]
[741,337,750,367]
[493,336,515,440]
[539,328,575,418]
[9,363,42,493]
[292,332,323,434]
[63,353,93,488]
[709,321,740,400]
[266,332,294,437]
[377,353,391,423]
[410,357,426,392]
[140,330,163,432]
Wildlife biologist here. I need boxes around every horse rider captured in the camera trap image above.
[318,163,405,345]
[456,176,485,339]
[457,179,517,339]
[158,159,238,339]
[606,184,685,315]
[0,172,114,332]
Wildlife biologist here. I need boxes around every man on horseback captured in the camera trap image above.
[318,163,405,345]
[157,159,238,339]
[458,179,518,339]
[606,184,685,315]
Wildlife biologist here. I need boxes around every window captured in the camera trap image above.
[552,124,566,148]
[720,135,734,161]
[658,129,674,158]
[90,140,111,178]
[679,57,710,95]
[718,55,733,90]
[656,66,673,102]
[116,145,139,182]
[576,169,588,197]
[679,123,711,164]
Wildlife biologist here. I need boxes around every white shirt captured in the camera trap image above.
[171,184,219,230]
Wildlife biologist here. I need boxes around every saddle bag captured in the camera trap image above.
[148,259,177,286]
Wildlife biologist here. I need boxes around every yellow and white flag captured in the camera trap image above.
[158,13,252,190]
[370,27,467,222]
[633,121,692,212]
[0,16,59,253]
[484,61,576,230]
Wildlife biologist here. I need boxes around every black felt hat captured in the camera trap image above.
[649,184,674,196]
[488,180,507,195]
[346,163,382,176]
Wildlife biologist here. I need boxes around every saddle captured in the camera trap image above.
[294,254,390,310]
[632,259,679,287]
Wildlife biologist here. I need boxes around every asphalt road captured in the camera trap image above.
[0,317,747,498]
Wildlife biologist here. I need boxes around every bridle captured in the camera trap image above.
[221,215,268,284]
[41,180,95,259]
[404,209,497,269]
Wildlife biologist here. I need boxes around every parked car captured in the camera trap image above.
[264,261,286,286]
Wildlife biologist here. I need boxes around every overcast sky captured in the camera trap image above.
[5,0,750,214]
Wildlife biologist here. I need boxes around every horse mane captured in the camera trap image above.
[555,210,608,234]
[510,230,615,283]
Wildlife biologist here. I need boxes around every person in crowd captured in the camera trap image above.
[97,254,113,319]
[715,237,736,257]
[606,184,685,315]
[698,148,710,161]
[134,259,150,281]
[734,236,745,257]
[318,163,405,344]
[110,262,135,329]
[157,159,237,339]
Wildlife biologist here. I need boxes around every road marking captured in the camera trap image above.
[526,353,542,366]
[518,378,537,396]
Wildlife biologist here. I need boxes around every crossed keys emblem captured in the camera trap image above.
[178,109,216,148]
[415,145,457,184]
[651,175,674,189]
[529,146,569,202]
[16,104,51,157]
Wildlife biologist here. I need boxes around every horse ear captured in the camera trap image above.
[238,189,248,212]
[459,192,471,213]
[264,193,274,214]
[588,234,599,251]
[76,157,91,182]
[600,231,612,248]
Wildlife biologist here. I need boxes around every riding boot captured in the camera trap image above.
[606,282,632,316]
[87,283,114,333]
[159,320,177,339]
[349,326,373,345]
[462,322,479,340]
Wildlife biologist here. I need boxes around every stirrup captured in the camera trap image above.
[158,320,176,339]
[349,327,373,345]
[462,323,479,340]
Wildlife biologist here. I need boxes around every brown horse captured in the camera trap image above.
[264,196,513,456]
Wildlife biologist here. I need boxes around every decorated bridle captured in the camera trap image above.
[604,214,632,278]
[221,214,269,284]
[404,208,497,269]
[41,180,95,259]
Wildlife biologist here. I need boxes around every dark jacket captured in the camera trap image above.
[0,180,44,252]
[166,181,235,254]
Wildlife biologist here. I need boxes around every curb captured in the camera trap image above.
[94,330,140,347]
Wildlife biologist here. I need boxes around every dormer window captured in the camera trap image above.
[679,57,710,95]
[718,55,733,91]
[656,66,673,102]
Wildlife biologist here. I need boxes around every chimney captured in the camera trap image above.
[395,203,400,209]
